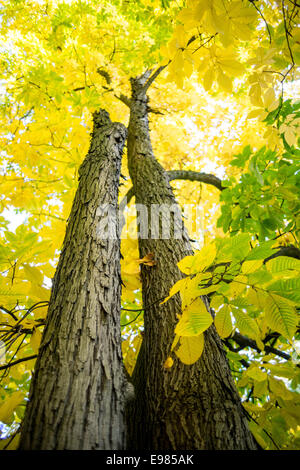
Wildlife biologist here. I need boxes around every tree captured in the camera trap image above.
[125,72,258,449]
[18,110,128,449]
[0,0,299,451]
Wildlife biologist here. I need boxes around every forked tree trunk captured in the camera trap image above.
[126,73,259,450]
[19,110,128,450]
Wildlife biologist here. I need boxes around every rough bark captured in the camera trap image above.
[19,110,128,450]
[126,73,260,450]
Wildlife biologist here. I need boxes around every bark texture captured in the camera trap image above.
[19,110,128,450]
[126,73,259,450]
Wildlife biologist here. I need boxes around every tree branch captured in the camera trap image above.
[0,306,18,322]
[224,338,250,368]
[264,244,300,263]
[229,331,292,361]
[0,354,37,371]
[119,169,224,211]
[119,186,135,212]
[167,170,224,191]
[143,63,170,92]
[250,0,272,43]
[115,93,131,108]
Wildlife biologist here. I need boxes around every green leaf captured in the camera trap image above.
[217,233,251,262]
[230,145,252,168]
[266,256,300,273]
[248,421,269,450]
[246,366,268,382]
[266,363,297,380]
[246,240,276,260]
[210,294,225,310]
[265,293,298,340]
[267,277,300,304]
[232,308,261,342]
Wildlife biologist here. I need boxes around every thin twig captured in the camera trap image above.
[251,1,272,43]
[0,306,18,322]
[0,354,37,371]
[120,296,168,327]
[1,429,20,450]
[282,0,295,79]
[143,63,170,92]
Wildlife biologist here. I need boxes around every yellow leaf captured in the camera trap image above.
[177,8,200,31]
[178,243,216,275]
[177,255,195,275]
[0,391,24,424]
[10,363,26,380]
[284,127,297,147]
[234,22,253,41]
[121,260,140,275]
[121,339,129,356]
[170,334,180,352]
[172,49,185,73]
[160,47,171,66]
[249,83,263,107]
[214,304,233,338]
[22,264,44,285]
[180,273,209,308]
[163,357,174,369]
[133,334,142,356]
[265,293,298,340]
[203,67,215,91]
[122,273,141,291]
[175,333,204,365]
[30,327,42,353]
[268,376,296,401]
[170,25,188,52]
[184,51,194,78]
[246,288,267,310]
[246,366,268,382]
[233,309,261,341]
[197,284,220,295]
[0,433,20,450]
[217,69,232,92]
[34,304,48,319]
[175,297,213,336]
[29,283,51,302]
[248,421,268,450]
[210,294,224,311]
[228,274,248,297]
[218,58,245,77]
[177,1,208,29]
[242,259,263,274]
[247,109,268,120]
[161,278,188,304]
[263,88,278,111]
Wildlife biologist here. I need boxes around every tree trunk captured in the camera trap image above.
[126,73,259,450]
[19,110,128,450]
